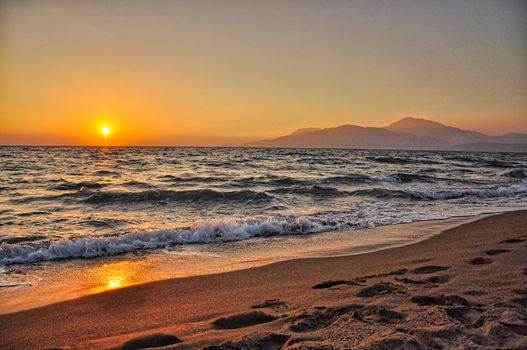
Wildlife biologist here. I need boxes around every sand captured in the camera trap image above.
[1,210,526,349]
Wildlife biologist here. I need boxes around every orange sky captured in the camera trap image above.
[1,0,526,146]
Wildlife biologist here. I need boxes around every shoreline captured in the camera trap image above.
[0,212,495,314]
[0,210,526,349]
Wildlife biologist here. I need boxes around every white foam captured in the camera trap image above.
[0,267,34,287]
[0,209,451,265]
[1,181,526,265]
[415,180,527,200]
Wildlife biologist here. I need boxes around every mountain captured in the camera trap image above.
[386,117,490,144]
[387,117,527,145]
[246,124,446,150]
[290,127,322,135]
[493,133,527,144]
[243,117,527,152]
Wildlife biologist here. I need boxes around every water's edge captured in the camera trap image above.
[0,211,506,314]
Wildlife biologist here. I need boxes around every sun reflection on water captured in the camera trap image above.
[106,277,124,289]
[88,260,144,293]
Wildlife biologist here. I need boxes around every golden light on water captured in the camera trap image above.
[88,260,143,293]
[106,277,124,289]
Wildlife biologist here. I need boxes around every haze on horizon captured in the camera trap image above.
[1,0,526,146]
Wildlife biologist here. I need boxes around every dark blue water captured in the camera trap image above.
[0,147,526,265]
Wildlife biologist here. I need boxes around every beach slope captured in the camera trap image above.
[1,211,526,349]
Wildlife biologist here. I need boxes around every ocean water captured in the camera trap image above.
[1,147,526,266]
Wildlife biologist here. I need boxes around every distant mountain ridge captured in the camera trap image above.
[245,117,527,152]
[386,117,490,144]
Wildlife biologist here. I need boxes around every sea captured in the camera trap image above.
[0,147,526,295]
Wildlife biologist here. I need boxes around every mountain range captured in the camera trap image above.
[244,117,527,152]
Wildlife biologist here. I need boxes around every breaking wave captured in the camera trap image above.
[0,211,451,265]
[1,180,526,265]
[349,180,527,200]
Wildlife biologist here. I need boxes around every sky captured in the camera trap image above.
[1,0,526,146]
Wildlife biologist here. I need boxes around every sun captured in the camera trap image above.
[101,126,110,137]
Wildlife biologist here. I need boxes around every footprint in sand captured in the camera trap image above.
[414,325,464,349]
[251,299,287,309]
[289,303,405,333]
[117,333,182,350]
[411,265,449,274]
[445,306,483,326]
[352,305,406,324]
[395,275,451,285]
[312,280,359,289]
[500,238,525,244]
[395,277,428,285]
[485,249,511,256]
[463,290,486,296]
[386,268,409,276]
[425,275,451,284]
[469,257,492,265]
[289,304,362,332]
[357,282,402,297]
[202,332,290,350]
[212,311,278,329]
[410,258,434,264]
[411,294,469,306]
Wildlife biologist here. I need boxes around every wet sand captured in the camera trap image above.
[1,210,526,349]
[0,215,480,314]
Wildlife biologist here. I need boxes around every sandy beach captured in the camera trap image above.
[1,210,526,349]
[3,1,527,348]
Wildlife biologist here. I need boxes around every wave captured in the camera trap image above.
[158,175,220,183]
[271,173,479,187]
[349,188,430,200]
[82,189,274,204]
[15,211,50,217]
[50,180,106,191]
[241,173,471,187]
[93,170,120,176]
[119,181,154,188]
[503,169,526,180]
[162,174,371,188]
[0,211,451,265]
[366,156,411,164]
[269,185,349,197]
[443,155,477,163]
[79,217,133,228]
[2,181,526,265]
[373,173,437,183]
[319,174,373,184]
[0,235,48,245]
[12,188,275,205]
[479,160,516,168]
[19,177,524,205]
[349,180,527,201]
[365,156,443,165]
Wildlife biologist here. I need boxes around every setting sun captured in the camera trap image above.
[101,126,110,137]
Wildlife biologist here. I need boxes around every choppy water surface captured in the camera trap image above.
[0,147,526,265]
